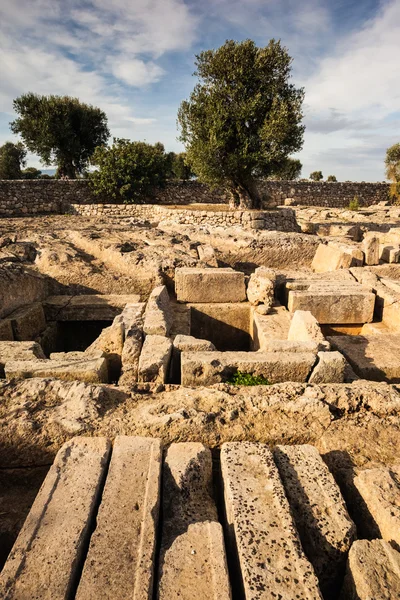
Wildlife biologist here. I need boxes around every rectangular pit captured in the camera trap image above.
[189,303,251,351]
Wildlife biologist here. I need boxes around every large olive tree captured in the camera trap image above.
[178,39,305,208]
[0,141,26,179]
[11,94,110,178]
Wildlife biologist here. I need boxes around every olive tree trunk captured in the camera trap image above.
[228,180,261,209]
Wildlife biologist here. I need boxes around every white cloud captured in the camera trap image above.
[112,59,164,87]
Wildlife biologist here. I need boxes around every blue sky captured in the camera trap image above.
[0,0,399,181]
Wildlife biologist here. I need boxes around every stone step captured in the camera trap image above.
[220,441,323,599]
[287,289,375,324]
[0,437,111,599]
[4,357,109,384]
[158,442,231,600]
[76,436,162,600]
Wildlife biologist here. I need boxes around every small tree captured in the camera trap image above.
[0,141,26,179]
[327,175,337,182]
[270,157,302,180]
[89,138,169,203]
[310,171,323,181]
[385,143,400,201]
[22,167,42,179]
[11,93,110,178]
[168,152,195,180]
[178,39,305,209]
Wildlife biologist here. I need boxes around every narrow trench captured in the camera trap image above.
[151,450,165,600]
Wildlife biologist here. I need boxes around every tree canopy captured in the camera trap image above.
[270,157,302,180]
[178,39,305,208]
[166,152,195,180]
[309,171,323,181]
[89,138,169,203]
[0,141,26,179]
[327,175,337,182]
[10,93,110,179]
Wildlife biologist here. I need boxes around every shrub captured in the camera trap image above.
[348,195,360,211]
[327,175,337,182]
[309,171,323,181]
[89,139,169,203]
[227,370,270,386]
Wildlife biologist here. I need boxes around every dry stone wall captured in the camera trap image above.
[0,179,391,217]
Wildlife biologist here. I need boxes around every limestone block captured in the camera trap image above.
[288,290,375,324]
[119,302,145,332]
[7,302,46,341]
[362,234,380,265]
[274,444,356,596]
[119,328,143,385]
[0,318,13,341]
[171,334,215,383]
[44,294,141,321]
[308,351,346,384]
[143,285,173,336]
[5,357,108,384]
[0,437,111,599]
[246,267,275,310]
[158,443,231,600]
[288,310,326,344]
[85,318,124,380]
[175,267,246,303]
[254,339,324,353]
[181,350,316,386]
[380,244,400,263]
[311,243,363,273]
[76,436,162,600]
[353,465,400,547]
[221,442,322,600]
[50,350,104,361]
[197,244,218,267]
[339,540,400,600]
[138,334,172,383]
[251,305,291,350]
[0,340,45,369]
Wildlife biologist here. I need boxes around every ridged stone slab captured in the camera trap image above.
[221,442,322,600]
[76,436,162,600]
[0,437,111,600]
[274,444,356,597]
[158,442,231,600]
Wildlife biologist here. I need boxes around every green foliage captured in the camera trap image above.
[348,195,360,211]
[89,138,169,203]
[309,171,323,181]
[327,175,337,182]
[228,370,270,386]
[11,93,110,178]
[0,141,26,179]
[270,157,302,180]
[21,167,42,179]
[178,39,305,208]
[166,152,195,180]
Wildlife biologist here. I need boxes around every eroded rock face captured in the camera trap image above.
[138,335,172,383]
[246,266,275,311]
[308,351,346,384]
[288,310,326,345]
[175,267,246,303]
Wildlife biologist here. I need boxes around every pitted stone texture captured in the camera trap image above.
[5,357,108,384]
[0,341,45,371]
[274,444,356,597]
[339,540,400,600]
[288,289,375,324]
[138,335,172,383]
[308,351,346,384]
[0,437,111,599]
[171,334,215,382]
[288,310,326,344]
[353,465,400,548]
[311,243,363,273]
[181,350,316,386]
[247,267,275,311]
[158,443,231,600]
[175,267,246,303]
[221,442,322,600]
[143,285,173,336]
[50,350,105,361]
[253,339,322,354]
[251,305,291,350]
[197,244,218,267]
[119,303,145,385]
[6,302,46,341]
[76,436,162,600]
[362,234,380,265]
[85,318,124,378]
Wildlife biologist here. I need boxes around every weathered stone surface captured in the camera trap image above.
[256,339,322,353]
[274,444,356,597]
[6,303,46,341]
[380,244,400,263]
[353,465,400,547]
[44,294,141,321]
[181,350,316,386]
[197,244,218,267]
[0,319,13,341]
[339,540,400,600]
[119,302,145,332]
[119,328,143,385]
[171,334,215,383]
[362,234,380,265]
[158,443,231,600]
[143,285,173,336]
[328,334,400,382]
[251,304,292,349]
[85,318,124,380]
[0,341,45,371]
[5,357,108,384]
[189,302,250,351]
[0,437,111,599]
[311,243,363,273]
[288,289,375,324]
[138,334,172,383]
[288,310,326,344]
[247,267,275,311]
[308,351,346,384]
[76,436,162,600]
[50,350,104,361]
[221,442,322,599]
[175,267,246,303]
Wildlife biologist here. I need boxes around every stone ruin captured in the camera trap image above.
[0,201,400,598]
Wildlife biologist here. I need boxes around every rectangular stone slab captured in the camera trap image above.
[274,444,356,597]
[5,357,108,384]
[44,294,141,321]
[175,267,246,303]
[288,290,375,324]
[0,437,111,600]
[158,443,231,600]
[6,302,46,341]
[339,539,400,600]
[76,436,162,600]
[220,442,322,599]
[181,351,316,386]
